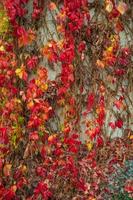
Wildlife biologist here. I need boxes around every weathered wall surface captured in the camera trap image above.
[27,1,133,142]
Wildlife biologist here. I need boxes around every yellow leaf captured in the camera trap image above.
[0,45,5,51]
[57,39,64,49]
[15,65,27,80]
[41,83,48,91]
[15,68,23,79]
[106,46,113,52]
[35,79,41,86]
[60,124,65,132]
[0,143,5,148]
[86,141,93,151]
[15,98,21,104]
[129,135,133,140]
[117,2,128,15]
[0,7,9,35]
[105,1,113,13]
[27,100,34,109]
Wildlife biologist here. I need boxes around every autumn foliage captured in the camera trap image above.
[0,0,133,199]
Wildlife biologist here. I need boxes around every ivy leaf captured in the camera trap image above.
[117,2,128,15]
[105,1,113,13]
[3,164,12,177]
[87,93,95,112]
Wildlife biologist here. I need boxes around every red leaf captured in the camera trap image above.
[87,93,95,112]
[109,122,116,129]
[29,131,39,141]
[115,119,123,128]
[96,136,104,147]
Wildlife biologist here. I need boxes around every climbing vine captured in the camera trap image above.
[0,0,132,199]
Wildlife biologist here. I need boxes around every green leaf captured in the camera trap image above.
[38,131,44,137]
[18,116,24,124]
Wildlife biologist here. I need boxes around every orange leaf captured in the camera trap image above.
[115,21,124,32]
[28,30,36,44]
[18,29,35,48]
[96,59,105,68]
[117,2,128,15]
[49,2,57,10]
[105,1,113,13]
[3,164,12,176]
